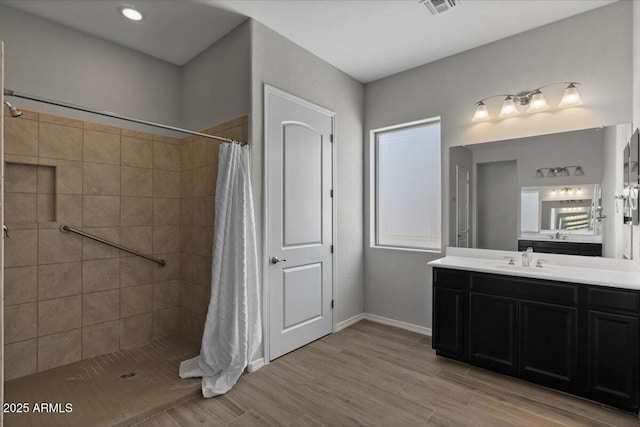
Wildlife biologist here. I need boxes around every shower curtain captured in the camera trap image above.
[179,142,261,397]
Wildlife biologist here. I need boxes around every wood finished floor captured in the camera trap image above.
[136,320,639,427]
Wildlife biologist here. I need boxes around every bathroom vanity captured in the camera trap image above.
[429,248,640,413]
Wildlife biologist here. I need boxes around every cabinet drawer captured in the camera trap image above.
[588,287,640,316]
[469,273,578,306]
[433,268,465,290]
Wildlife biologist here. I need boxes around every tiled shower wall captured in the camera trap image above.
[179,116,248,342]
[3,107,182,380]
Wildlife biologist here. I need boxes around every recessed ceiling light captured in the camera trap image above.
[119,6,143,21]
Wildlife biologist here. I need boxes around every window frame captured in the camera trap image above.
[370,116,442,254]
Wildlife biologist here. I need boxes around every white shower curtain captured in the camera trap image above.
[179,142,262,398]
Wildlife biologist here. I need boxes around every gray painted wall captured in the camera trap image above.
[250,21,365,327]
[0,5,182,135]
[633,1,640,263]
[476,161,518,251]
[364,2,633,330]
[180,20,251,132]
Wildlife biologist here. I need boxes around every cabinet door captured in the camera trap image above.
[433,286,464,356]
[588,310,639,410]
[519,300,577,390]
[468,293,518,374]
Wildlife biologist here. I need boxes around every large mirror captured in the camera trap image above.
[450,124,631,258]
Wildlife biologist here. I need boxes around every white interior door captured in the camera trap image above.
[265,86,334,361]
[456,165,470,247]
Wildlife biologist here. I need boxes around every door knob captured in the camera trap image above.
[271,256,287,264]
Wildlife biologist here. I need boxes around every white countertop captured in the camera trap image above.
[428,247,640,290]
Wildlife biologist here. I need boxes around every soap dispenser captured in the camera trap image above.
[522,247,533,267]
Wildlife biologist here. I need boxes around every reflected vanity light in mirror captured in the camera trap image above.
[536,165,584,178]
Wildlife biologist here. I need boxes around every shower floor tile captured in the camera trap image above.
[4,337,201,427]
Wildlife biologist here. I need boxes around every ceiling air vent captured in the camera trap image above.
[419,0,461,16]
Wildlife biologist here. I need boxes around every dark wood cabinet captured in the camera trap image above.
[432,267,640,413]
[468,293,517,374]
[518,239,602,257]
[519,300,577,390]
[587,310,639,408]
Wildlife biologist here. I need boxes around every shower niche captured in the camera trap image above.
[5,162,56,223]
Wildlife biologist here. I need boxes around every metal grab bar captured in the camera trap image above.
[60,224,166,267]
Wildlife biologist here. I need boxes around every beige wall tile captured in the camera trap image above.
[82,227,120,260]
[153,198,180,226]
[83,130,121,165]
[153,280,180,311]
[5,119,38,157]
[57,194,83,226]
[121,197,153,226]
[6,229,38,267]
[38,159,83,195]
[83,290,120,326]
[153,141,181,171]
[153,170,180,198]
[192,226,213,257]
[153,135,179,144]
[153,225,180,254]
[120,313,152,348]
[38,295,82,336]
[39,113,82,128]
[152,253,180,283]
[37,165,56,194]
[4,339,37,380]
[120,284,152,318]
[83,258,120,293]
[121,257,153,287]
[38,228,82,264]
[192,166,211,196]
[39,122,82,161]
[38,262,82,300]
[5,266,38,306]
[192,196,214,226]
[83,163,120,196]
[83,195,120,227]
[37,194,55,223]
[181,197,194,227]
[121,129,154,141]
[121,136,153,168]
[208,140,221,166]
[82,321,119,359]
[121,166,152,197]
[4,106,38,120]
[5,163,38,193]
[192,138,208,168]
[181,170,193,197]
[83,121,120,135]
[180,253,195,283]
[5,303,37,343]
[153,307,179,340]
[120,226,153,254]
[180,226,193,254]
[181,141,193,170]
[5,193,37,223]
[192,255,211,287]
[38,329,81,371]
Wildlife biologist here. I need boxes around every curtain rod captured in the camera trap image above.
[4,89,247,145]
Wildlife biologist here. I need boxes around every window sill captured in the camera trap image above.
[370,245,442,255]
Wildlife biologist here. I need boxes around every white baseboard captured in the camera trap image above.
[336,313,367,332]
[247,358,265,372]
[337,312,432,336]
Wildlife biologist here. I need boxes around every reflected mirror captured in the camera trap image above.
[450,124,631,258]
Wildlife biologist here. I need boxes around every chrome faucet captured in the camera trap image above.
[503,256,515,265]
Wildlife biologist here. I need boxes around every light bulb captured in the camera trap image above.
[499,96,519,118]
[472,102,490,122]
[559,83,583,108]
[527,90,549,113]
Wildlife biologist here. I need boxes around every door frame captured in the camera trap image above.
[262,84,337,364]
[456,165,470,247]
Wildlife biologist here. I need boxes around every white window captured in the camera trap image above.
[373,118,442,251]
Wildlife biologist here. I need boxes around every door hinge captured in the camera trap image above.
[330,189,333,198]
[330,134,334,143]
[330,245,334,253]
[331,300,334,309]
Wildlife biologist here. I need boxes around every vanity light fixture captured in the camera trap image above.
[535,166,584,179]
[119,5,143,21]
[472,82,582,122]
